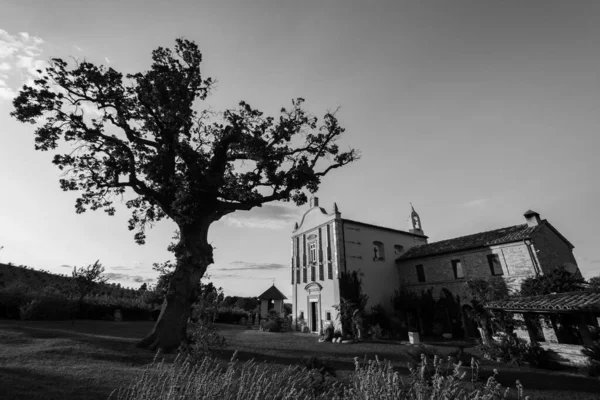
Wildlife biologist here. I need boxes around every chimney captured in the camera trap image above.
[309,196,319,208]
[524,210,541,227]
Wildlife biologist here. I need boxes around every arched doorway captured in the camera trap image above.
[304,282,322,333]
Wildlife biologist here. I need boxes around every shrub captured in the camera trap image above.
[478,334,549,368]
[19,298,42,320]
[263,320,281,332]
[214,308,250,324]
[582,339,600,362]
[180,319,227,360]
[14,295,72,320]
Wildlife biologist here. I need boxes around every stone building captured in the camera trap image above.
[395,210,581,337]
[290,199,580,337]
[396,210,579,295]
[290,197,428,333]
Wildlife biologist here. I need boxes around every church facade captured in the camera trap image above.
[290,197,428,333]
[290,197,580,337]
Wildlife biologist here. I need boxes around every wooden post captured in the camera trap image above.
[576,313,594,346]
[513,313,532,343]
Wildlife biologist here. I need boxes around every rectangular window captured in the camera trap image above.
[310,263,315,282]
[296,262,301,283]
[327,224,333,279]
[309,242,317,263]
[291,259,294,285]
[303,265,307,283]
[326,311,331,321]
[303,235,306,265]
[299,311,304,320]
[487,254,504,276]
[295,237,300,265]
[452,260,464,279]
[318,228,324,281]
[415,264,426,282]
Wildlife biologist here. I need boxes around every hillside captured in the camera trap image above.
[0,263,143,299]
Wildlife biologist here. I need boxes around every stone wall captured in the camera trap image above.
[397,242,538,300]
[532,223,579,275]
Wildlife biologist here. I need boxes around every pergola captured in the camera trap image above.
[485,291,600,365]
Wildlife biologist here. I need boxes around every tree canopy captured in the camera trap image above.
[519,266,585,297]
[11,38,359,350]
[11,38,358,244]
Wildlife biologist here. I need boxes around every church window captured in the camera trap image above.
[303,235,307,265]
[318,228,324,281]
[303,265,307,283]
[416,264,426,282]
[309,242,317,263]
[373,241,385,261]
[327,224,333,279]
[394,245,404,254]
[487,254,503,276]
[452,260,464,279]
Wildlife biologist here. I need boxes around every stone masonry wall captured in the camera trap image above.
[532,223,579,275]
[398,242,538,300]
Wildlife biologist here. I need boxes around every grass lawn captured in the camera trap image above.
[0,319,163,400]
[2,320,600,400]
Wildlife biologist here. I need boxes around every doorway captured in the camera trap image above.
[310,301,318,332]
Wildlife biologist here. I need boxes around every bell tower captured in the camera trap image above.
[409,203,424,235]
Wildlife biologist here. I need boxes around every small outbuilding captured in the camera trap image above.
[258,284,287,318]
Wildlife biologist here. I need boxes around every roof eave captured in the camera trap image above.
[342,218,429,239]
[396,238,529,262]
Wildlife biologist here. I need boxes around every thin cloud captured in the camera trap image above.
[59,264,72,269]
[223,204,301,230]
[103,272,154,283]
[462,198,489,207]
[110,265,133,271]
[210,273,269,280]
[223,261,287,271]
[0,29,45,101]
[0,86,16,100]
[74,45,82,52]
[105,57,111,64]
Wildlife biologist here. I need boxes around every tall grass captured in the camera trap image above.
[109,351,340,400]
[110,352,528,400]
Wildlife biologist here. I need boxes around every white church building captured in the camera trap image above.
[290,197,428,333]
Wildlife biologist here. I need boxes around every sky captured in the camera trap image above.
[1,0,599,297]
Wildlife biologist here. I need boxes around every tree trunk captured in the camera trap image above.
[137,219,214,352]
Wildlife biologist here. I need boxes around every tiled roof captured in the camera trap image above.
[257,285,287,300]
[396,223,541,261]
[485,291,600,312]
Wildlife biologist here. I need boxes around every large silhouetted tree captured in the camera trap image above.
[11,39,359,350]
